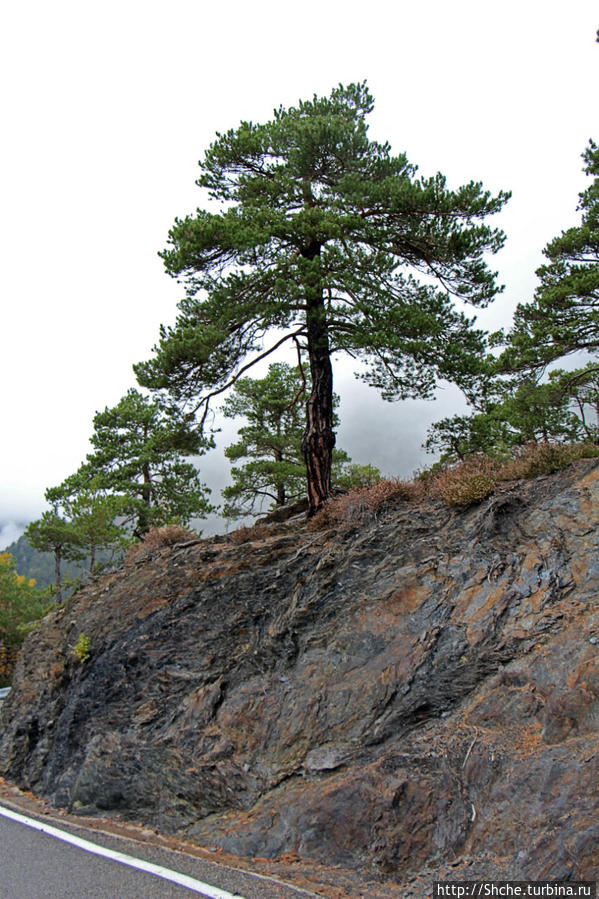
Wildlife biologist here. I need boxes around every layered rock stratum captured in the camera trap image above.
[2,460,599,895]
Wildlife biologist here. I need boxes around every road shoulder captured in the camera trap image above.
[0,778,404,897]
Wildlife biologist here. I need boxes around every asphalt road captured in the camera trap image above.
[0,805,317,899]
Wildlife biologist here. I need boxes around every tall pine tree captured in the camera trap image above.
[136,82,509,514]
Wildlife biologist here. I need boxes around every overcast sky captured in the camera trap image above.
[1,1,597,546]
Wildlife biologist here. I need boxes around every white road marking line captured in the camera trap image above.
[0,804,245,899]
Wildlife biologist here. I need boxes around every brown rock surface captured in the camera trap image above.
[2,459,599,893]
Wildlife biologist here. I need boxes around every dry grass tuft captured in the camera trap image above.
[431,456,499,508]
[498,441,599,481]
[308,477,422,530]
[227,523,273,545]
[125,525,197,563]
[426,441,599,510]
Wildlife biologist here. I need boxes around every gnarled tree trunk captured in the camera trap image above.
[302,289,335,516]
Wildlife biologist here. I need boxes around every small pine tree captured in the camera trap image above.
[25,511,84,603]
[221,363,351,517]
[54,389,214,540]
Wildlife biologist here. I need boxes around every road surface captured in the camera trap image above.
[0,804,317,899]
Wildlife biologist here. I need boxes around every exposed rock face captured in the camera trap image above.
[2,460,599,889]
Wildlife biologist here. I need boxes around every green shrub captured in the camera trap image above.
[74,633,91,663]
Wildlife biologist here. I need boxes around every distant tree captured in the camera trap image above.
[498,377,584,445]
[135,82,509,515]
[26,510,84,603]
[63,389,214,538]
[497,141,599,375]
[46,488,125,572]
[425,411,512,463]
[221,362,351,518]
[3,533,88,591]
[425,373,589,464]
[334,462,382,490]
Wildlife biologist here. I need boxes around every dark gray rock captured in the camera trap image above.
[2,459,599,889]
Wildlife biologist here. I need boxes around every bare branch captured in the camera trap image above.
[280,335,308,413]
[196,329,307,431]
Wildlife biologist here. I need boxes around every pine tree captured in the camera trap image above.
[26,511,85,603]
[136,82,509,514]
[63,491,125,572]
[64,389,214,538]
[425,372,590,464]
[498,141,599,373]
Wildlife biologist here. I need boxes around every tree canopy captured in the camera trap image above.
[136,81,510,513]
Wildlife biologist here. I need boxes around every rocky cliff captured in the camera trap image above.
[2,460,599,894]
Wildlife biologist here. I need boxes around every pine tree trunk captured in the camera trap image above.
[54,549,62,604]
[135,461,153,537]
[302,291,335,516]
[142,461,152,506]
[274,448,287,506]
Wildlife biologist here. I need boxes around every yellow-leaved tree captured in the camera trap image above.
[0,552,48,684]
